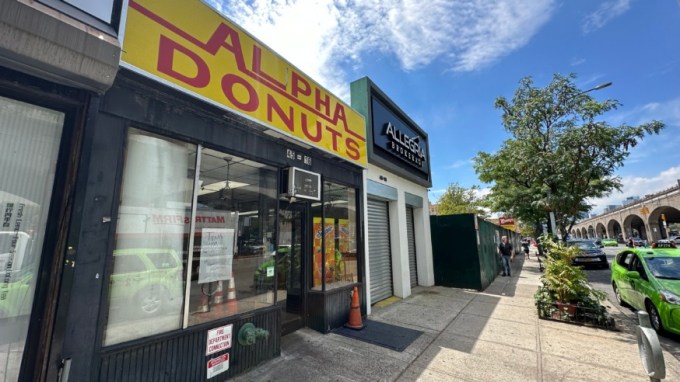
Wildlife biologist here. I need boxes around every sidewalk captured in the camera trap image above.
[233,256,680,381]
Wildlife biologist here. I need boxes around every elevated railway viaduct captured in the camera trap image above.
[571,184,680,242]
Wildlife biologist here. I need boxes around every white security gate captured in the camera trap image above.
[368,199,392,303]
[406,206,418,287]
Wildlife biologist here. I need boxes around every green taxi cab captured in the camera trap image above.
[611,242,680,334]
[601,238,618,247]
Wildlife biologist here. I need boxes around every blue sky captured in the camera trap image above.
[209,0,680,214]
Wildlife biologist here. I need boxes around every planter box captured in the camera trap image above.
[537,301,616,330]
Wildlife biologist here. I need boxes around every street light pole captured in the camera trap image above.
[583,81,613,93]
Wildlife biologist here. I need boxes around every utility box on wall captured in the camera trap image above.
[430,214,519,290]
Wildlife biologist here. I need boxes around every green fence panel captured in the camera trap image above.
[430,214,482,289]
[431,214,523,291]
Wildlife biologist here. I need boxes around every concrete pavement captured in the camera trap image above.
[233,255,680,381]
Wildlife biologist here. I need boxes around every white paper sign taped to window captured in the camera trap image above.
[198,228,234,284]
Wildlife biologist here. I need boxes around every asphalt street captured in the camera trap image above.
[584,245,680,361]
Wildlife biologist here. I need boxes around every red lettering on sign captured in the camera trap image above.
[221,74,259,112]
[345,138,360,160]
[267,95,294,132]
[157,35,210,88]
[301,114,323,142]
[204,23,246,70]
[291,72,311,98]
[325,126,342,151]
[252,45,285,90]
[129,0,367,165]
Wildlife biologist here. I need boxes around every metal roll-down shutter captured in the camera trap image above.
[406,206,418,287]
[368,199,392,303]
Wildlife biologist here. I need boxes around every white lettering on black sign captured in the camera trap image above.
[383,122,425,167]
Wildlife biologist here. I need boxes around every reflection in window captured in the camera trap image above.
[312,181,358,290]
[187,149,277,326]
[104,130,194,346]
[104,131,279,344]
[0,95,64,380]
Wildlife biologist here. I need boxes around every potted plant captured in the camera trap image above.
[535,236,606,321]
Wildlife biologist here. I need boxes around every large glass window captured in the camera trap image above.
[312,181,358,291]
[0,96,64,381]
[187,149,277,326]
[104,130,277,346]
[104,130,194,346]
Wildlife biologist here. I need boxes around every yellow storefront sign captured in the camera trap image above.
[121,0,367,166]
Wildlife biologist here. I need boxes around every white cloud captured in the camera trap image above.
[570,57,586,66]
[428,188,447,200]
[448,159,472,169]
[209,0,555,99]
[588,166,680,214]
[474,186,492,199]
[607,94,678,125]
[607,97,680,159]
[582,0,632,34]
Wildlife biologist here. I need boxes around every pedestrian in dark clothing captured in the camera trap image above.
[521,239,530,260]
[498,236,514,277]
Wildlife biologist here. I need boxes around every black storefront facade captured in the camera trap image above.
[0,0,367,381]
[87,68,365,381]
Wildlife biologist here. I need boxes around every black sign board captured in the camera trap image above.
[654,241,676,249]
[371,97,429,176]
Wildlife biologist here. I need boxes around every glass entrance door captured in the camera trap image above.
[277,202,305,334]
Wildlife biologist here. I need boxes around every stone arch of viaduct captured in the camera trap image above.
[570,186,680,242]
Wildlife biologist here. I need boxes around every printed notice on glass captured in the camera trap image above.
[206,353,229,379]
[198,228,234,284]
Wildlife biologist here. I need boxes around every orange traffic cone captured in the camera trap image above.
[226,273,238,314]
[198,292,209,313]
[213,280,224,304]
[345,286,364,330]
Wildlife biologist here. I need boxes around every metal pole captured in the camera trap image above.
[549,211,557,239]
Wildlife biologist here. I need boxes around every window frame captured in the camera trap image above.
[36,0,123,35]
[102,129,281,346]
[311,178,361,292]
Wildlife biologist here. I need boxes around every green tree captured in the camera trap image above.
[436,183,488,218]
[474,74,664,236]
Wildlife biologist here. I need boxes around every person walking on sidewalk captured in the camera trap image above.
[498,236,515,277]
[521,239,530,260]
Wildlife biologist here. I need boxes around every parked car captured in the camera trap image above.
[565,240,609,269]
[668,236,680,246]
[0,231,35,319]
[611,242,680,334]
[601,238,618,247]
[108,248,184,316]
[627,237,648,247]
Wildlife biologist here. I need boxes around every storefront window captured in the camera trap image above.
[104,131,277,345]
[312,182,358,290]
[0,96,64,380]
[104,130,194,346]
[187,149,277,326]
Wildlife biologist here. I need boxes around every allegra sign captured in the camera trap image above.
[122,0,367,166]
